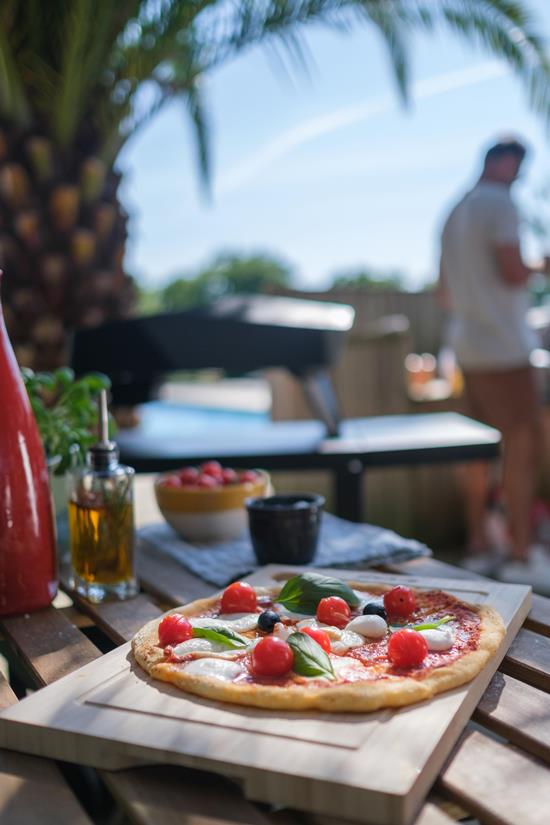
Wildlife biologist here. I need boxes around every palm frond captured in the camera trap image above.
[183,80,211,191]
[1,0,550,185]
[0,2,30,125]
[436,0,550,123]
[354,2,411,103]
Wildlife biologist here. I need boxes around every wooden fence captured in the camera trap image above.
[271,286,446,353]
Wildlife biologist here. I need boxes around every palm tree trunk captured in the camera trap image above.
[0,121,135,370]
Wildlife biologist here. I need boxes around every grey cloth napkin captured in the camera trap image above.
[138,513,430,587]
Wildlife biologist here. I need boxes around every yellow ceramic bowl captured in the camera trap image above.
[154,469,271,543]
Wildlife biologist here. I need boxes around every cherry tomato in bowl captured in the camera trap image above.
[221,468,239,484]
[196,473,220,488]
[154,466,270,543]
[179,467,200,485]
[239,470,259,484]
[201,460,224,479]
[161,475,182,489]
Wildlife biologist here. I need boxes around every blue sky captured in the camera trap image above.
[119,1,550,292]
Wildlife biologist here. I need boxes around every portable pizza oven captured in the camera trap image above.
[70,294,355,437]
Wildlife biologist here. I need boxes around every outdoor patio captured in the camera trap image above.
[1,1,550,823]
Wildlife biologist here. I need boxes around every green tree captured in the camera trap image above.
[161,251,293,311]
[330,268,406,291]
[0,1,549,369]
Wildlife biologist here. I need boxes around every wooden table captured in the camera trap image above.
[0,479,549,825]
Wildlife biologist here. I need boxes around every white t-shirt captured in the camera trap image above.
[440,181,537,369]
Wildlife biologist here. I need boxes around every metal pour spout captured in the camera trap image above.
[88,389,118,470]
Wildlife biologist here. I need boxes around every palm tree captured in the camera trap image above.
[0,1,548,370]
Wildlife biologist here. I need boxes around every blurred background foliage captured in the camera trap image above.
[136,250,407,313]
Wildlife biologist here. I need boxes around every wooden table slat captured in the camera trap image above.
[305,801,457,825]
[439,729,550,825]
[0,607,100,687]
[474,672,550,763]
[501,628,550,692]
[524,593,550,638]
[410,803,458,825]
[0,675,93,824]
[138,544,217,606]
[60,580,163,645]
[102,765,272,825]
[0,750,93,825]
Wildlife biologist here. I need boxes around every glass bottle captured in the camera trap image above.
[0,270,57,614]
[68,391,137,602]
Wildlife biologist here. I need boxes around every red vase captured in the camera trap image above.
[0,272,57,614]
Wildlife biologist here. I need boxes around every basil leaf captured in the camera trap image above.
[277,573,360,615]
[411,616,454,632]
[288,632,335,680]
[192,625,248,649]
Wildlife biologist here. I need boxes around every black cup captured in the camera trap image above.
[246,493,325,565]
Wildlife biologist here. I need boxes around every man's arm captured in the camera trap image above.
[494,244,532,287]
[491,193,546,287]
[494,245,549,287]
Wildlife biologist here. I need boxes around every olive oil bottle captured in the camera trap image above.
[68,391,137,602]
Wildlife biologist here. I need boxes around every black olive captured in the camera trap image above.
[362,602,387,620]
[258,610,280,633]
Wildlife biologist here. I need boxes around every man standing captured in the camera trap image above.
[439,137,547,583]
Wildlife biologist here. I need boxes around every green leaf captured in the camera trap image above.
[81,372,111,392]
[35,371,56,390]
[20,367,35,383]
[288,632,335,680]
[21,366,113,473]
[192,624,248,650]
[277,573,360,615]
[54,367,75,387]
[411,616,454,632]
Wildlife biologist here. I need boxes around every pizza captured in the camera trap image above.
[132,572,505,712]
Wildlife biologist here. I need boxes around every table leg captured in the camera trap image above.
[334,460,364,522]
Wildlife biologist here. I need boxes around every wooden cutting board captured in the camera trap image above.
[0,566,530,825]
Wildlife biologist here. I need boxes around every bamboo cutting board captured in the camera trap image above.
[0,566,531,825]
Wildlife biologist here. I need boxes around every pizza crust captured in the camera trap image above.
[132,582,505,713]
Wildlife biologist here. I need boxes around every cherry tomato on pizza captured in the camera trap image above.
[316,596,351,628]
[300,626,331,653]
[220,581,258,613]
[383,586,417,619]
[250,636,294,677]
[387,629,428,668]
[158,614,193,646]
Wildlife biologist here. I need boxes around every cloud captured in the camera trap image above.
[215,61,508,196]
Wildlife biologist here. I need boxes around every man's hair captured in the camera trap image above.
[484,138,527,166]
